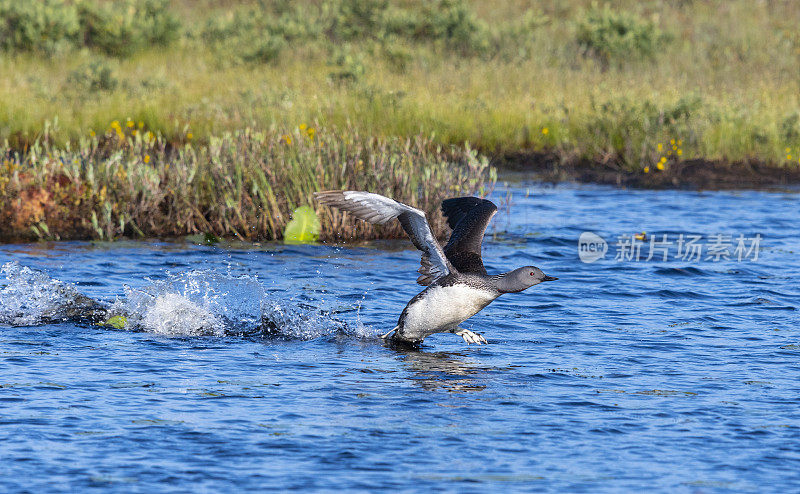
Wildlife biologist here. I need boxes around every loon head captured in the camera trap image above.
[496,266,557,293]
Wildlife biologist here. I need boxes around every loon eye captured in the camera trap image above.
[529,271,534,276]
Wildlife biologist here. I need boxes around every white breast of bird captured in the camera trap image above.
[402,283,498,338]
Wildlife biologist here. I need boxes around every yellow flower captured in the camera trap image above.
[126,120,134,128]
[643,166,650,173]
[660,156,666,163]
[89,130,96,137]
[282,134,292,145]
[785,147,791,153]
[657,162,665,170]
[542,127,549,135]
[677,140,682,146]
[186,132,193,140]
[670,139,675,145]
[138,121,144,129]
[299,123,307,131]
[144,154,150,164]
[307,128,316,139]
[111,120,121,129]
[677,149,682,156]
[132,129,137,136]
[657,143,663,151]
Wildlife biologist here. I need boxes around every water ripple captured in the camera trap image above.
[1,183,799,491]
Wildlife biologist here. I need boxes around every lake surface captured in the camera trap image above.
[1,183,799,492]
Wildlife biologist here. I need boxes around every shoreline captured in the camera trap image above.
[497,152,800,190]
[2,134,798,244]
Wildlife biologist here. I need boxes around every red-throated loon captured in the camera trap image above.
[315,191,557,347]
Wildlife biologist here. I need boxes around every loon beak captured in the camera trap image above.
[542,276,558,282]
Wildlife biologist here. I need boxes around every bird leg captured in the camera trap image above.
[380,326,398,339]
[452,327,487,345]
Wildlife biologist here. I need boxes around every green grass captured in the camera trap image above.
[1,0,799,239]
[0,0,797,166]
[0,125,493,241]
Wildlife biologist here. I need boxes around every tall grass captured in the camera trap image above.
[0,122,493,241]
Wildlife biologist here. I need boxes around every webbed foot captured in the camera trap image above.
[452,327,487,345]
[380,326,398,339]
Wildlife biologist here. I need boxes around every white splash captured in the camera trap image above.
[0,261,83,326]
[139,293,224,336]
[1,262,378,340]
[117,269,261,337]
[260,299,349,339]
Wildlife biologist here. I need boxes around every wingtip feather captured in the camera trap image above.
[313,190,346,203]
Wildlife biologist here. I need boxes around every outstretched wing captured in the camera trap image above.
[440,197,497,275]
[314,191,452,284]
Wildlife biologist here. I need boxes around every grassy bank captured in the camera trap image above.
[0,125,492,241]
[1,0,799,240]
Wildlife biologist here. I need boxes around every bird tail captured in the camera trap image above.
[380,326,398,339]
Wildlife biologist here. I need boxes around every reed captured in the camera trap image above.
[0,123,494,241]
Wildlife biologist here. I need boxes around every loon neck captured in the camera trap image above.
[492,271,524,294]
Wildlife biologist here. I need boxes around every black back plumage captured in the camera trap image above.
[440,197,497,275]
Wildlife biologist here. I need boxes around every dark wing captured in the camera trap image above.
[314,191,452,284]
[440,197,497,275]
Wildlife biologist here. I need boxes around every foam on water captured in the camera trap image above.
[118,269,262,337]
[0,261,87,326]
[1,262,374,339]
[134,293,225,336]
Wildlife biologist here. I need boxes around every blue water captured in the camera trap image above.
[1,183,799,492]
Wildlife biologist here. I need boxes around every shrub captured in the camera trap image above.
[780,112,800,142]
[382,0,490,56]
[67,60,119,91]
[323,0,387,41]
[203,3,318,44]
[0,0,179,56]
[576,5,668,64]
[77,0,180,57]
[202,6,310,65]
[328,46,366,83]
[425,0,490,55]
[0,0,80,53]
[241,34,286,64]
[200,0,490,59]
[269,10,318,40]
